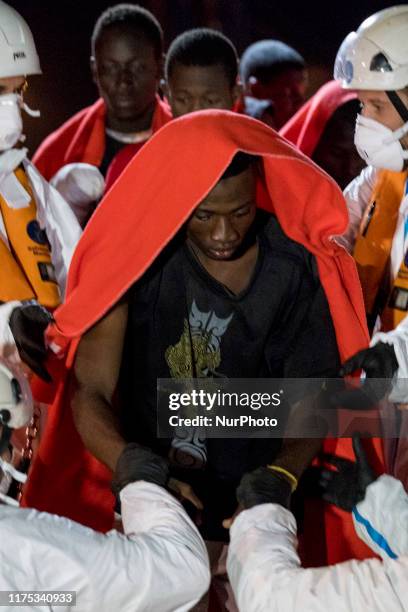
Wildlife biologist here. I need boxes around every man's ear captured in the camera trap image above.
[232,80,244,105]
[247,75,263,98]
[90,56,98,85]
[159,53,166,81]
[161,78,170,101]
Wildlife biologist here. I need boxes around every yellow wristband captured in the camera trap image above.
[267,465,298,492]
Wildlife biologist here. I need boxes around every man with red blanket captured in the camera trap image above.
[280,80,366,190]
[15,111,382,568]
[104,27,241,190]
[32,4,171,223]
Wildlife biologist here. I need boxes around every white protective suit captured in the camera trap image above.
[0,150,82,363]
[50,162,105,228]
[0,481,210,612]
[227,474,408,612]
[337,166,408,397]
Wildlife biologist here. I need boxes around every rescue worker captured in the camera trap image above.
[0,0,82,502]
[227,435,408,611]
[333,7,408,479]
[0,0,80,364]
[0,358,210,612]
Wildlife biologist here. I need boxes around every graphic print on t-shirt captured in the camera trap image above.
[166,299,233,469]
[165,299,233,378]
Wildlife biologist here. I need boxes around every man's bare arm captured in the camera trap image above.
[72,301,128,472]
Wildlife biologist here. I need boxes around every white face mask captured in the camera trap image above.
[354,114,408,172]
[0,94,24,152]
[0,93,41,153]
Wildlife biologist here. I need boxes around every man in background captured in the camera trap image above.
[33,3,171,224]
[240,39,307,129]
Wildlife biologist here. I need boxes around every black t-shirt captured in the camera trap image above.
[119,213,340,539]
[99,134,127,177]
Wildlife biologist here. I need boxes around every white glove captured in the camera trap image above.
[50,163,105,225]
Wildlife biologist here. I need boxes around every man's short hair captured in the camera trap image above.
[221,152,259,180]
[165,28,238,87]
[240,40,305,85]
[91,3,163,58]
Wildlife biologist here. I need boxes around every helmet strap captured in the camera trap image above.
[386,90,408,123]
[0,424,11,456]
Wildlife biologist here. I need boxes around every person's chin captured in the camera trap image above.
[113,101,147,120]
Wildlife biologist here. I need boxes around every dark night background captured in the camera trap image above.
[9,0,408,153]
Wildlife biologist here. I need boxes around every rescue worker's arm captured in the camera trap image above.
[0,301,25,365]
[353,475,408,559]
[320,437,408,558]
[227,502,408,612]
[50,163,105,227]
[0,482,210,612]
[227,435,408,610]
[73,301,128,471]
[368,316,408,403]
[335,165,377,252]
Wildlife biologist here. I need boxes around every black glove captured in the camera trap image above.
[319,435,376,512]
[111,443,170,497]
[236,466,292,510]
[340,342,398,378]
[329,342,399,410]
[9,301,53,382]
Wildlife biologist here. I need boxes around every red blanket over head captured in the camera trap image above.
[33,95,172,180]
[280,80,357,157]
[25,110,382,565]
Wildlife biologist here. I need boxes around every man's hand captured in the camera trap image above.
[222,504,244,530]
[319,435,376,512]
[238,466,292,510]
[168,477,203,510]
[111,442,170,496]
[223,467,293,529]
[9,302,53,382]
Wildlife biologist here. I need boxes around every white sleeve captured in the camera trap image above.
[353,474,408,559]
[24,160,82,299]
[335,166,378,253]
[0,482,210,612]
[0,300,23,365]
[227,503,408,612]
[370,317,408,402]
[50,163,105,227]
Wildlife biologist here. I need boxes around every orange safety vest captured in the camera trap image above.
[0,167,60,307]
[353,169,407,322]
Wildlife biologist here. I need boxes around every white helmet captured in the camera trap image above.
[334,5,408,91]
[0,359,32,432]
[0,359,33,505]
[0,1,41,79]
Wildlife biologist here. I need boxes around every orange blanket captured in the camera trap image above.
[25,110,381,564]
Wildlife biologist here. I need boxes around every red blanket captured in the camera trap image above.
[25,110,381,564]
[280,80,356,157]
[33,96,172,180]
